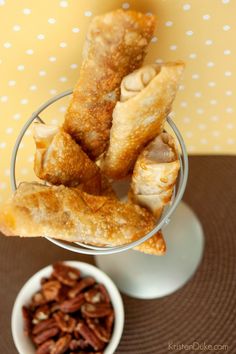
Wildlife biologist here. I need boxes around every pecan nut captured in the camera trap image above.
[53,263,80,287]
[53,311,76,333]
[75,321,105,351]
[42,280,61,301]
[84,288,104,304]
[32,318,57,335]
[105,312,114,335]
[86,317,110,343]
[96,284,111,303]
[68,277,95,298]
[50,334,72,354]
[81,303,113,318]
[33,305,50,323]
[60,293,85,313]
[35,339,55,354]
[33,327,59,345]
[31,291,47,307]
[22,306,32,336]
[69,339,89,350]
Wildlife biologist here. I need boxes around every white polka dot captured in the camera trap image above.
[59,76,67,82]
[60,1,68,7]
[227,138,235,145]
[179,84,185,91]
[225,90,232,96]
[0,182,6,190]
[70,63,78,69]
[8,80,16,86]
[20,98,28,105]
[17,64,25,71]
[183,117,190,123]
[84,10,92,17]
[49,56,57,62]
[186,30,193,36]
[182,3,191,11]
[13,24,21,31]
[210,99,217,105]
[37,34,45,40]
[0,0,5,6]
[155,58,163,64]
[189,53,197,59]
[6,127,13,134]
[186,131,193,138]
[26,49,34,55]
[192,74,200,80]
[212,130,220,138]
[197,108,204,114]
[0,142,6,149]
[3,42,12,48]
[223,49,231,55]
[59,106,67,112]
[151,36,158,43]
[21,168,28,175]
[226,123,234,129]
[39,70,46,76]
[51,119,59,125]
[224,71,232,77]
[60,42,67,48]
[202,14,210,20]
[213,145,221,151]
[188,145,196,152]
[4,169,10,176]
[226,107,233,113]
[22,8,31,15]
[28,155,34,163]
[122,2,130,9]
[0,95,8,102]
[194,92,202,97]
[223,25,231,31]
[13,113,21,120]
[211,115,219,122]
[169,44,177,51]
[222,0,230,3]
[199,124,207,130]
[30,84,37,91]
[208,81,216,87]
[207,61,215,67]
[205,39,213,45]
[72,27,80,33]
[49,89,57,95]
[200,138,208,144]
[165,21,173,27]
[48,18,56,24]
[180,101,188,107]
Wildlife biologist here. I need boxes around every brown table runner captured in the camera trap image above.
[0,156,236,353]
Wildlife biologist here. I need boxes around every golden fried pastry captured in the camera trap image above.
[130,132,180,219]
[33,123,101,193]
[0,182,165,255]
[101,61,184,179]
[63,9,155,159]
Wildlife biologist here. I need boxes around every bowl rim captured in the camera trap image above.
[11,260,124,354]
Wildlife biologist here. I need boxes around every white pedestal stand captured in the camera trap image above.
[95,202,204,299]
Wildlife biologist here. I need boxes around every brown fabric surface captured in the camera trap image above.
[0,156,236,353]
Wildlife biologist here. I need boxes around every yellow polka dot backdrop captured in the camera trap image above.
[0,0,235,203]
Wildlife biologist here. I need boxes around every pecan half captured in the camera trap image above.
[75,321,105,351]
[69,339,89,350]
[50,334,72,354]
[84,288,104,304]
[33,327,59,345]
[105,312,114,335]
[42,280,61,301]
[96,284,110,303]
[54,311,76,332]
[86,318,110,342]
[33,305,50,323]
[35,339,55,354]
[22,306,32,336]
[60,293,85,313]
[68,277,95,298]
[32,318,57,335]
[53,263,80,287]
[31,291,47,307]
[81,303,113,318]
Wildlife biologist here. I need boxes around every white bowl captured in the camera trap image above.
[12,261,124,354]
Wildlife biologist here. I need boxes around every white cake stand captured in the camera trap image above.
[11,90,204,299]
